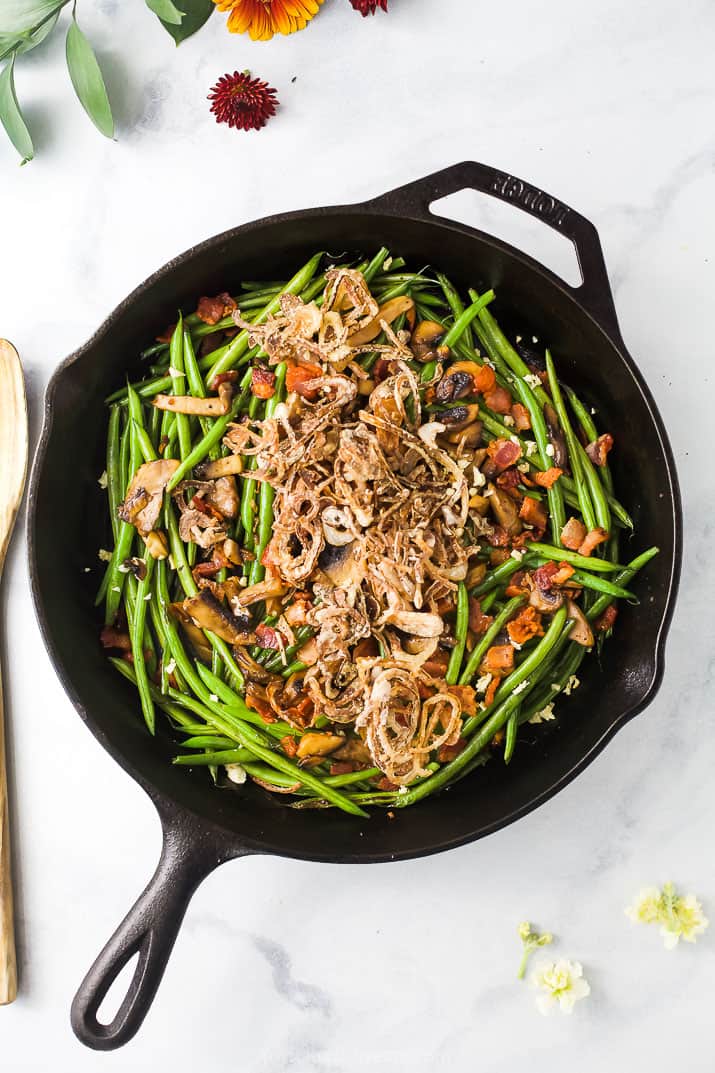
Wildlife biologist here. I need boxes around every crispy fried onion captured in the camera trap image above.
[356,662,462,784]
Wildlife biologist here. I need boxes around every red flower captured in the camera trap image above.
[208,70,278,131]
[349,0,387,13]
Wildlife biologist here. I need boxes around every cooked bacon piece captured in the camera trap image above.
[285,360,324,399]
[507,606,544,646]
[245,688,276,723]
[156,323,176,344]
[484,675,501,706]
[496,467,521,491]
[468,597,494,636]
[190,494,224,522]
[196,291,237,326]
[373,357,397,383]
[437,737,468,763]
[191,547,232,580]
[489,548,511,566]
[511,402,531,430]
[281,735,298,758]
[485,437,522,474]
[533,561,559,591]
[551,562,576,586]
[585,433,614,467]
[377,777,399,791]
[505,569,529,597]
[251,366,276,399]
[578,527,609,557]
[483,384,513,414]
[532,466,563,489]
[480,644,515,675]
[99,626,131,651]
[485,524,510,548]
[473,364,496,394]
[329,760,356,775]
[448,685,478,717]
[256,623,281,650]
[594,604,619,632]
[560,516,588,550]
[421,649,450,677]
[519,495,548,530]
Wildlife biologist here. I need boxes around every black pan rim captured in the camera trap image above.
[27,191,683,864]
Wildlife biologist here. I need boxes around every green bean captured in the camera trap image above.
[165,368,252,492]
[179,734,237,750]
[442,291,495,349]
[566,569,636,601]
[249,363,286,585]
[471,557,536,598]
[565,386,615,496]
[475,303,551,407]
[504,705,520,764]
[130,554,156,734]
[526,543,621,572]
[397,608,567,807]
[166,318,192,462]
[362,247,390,283]
[586,547,659,622]
[446,582,469,685]
[207,252,323,384]
[106,405,122,541]
[436,272,474,350]
[518,643,586,726]
[174,748,255,767]
[459,596,525,687]
[545,350,597,532]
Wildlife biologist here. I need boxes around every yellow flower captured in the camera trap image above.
[214,0,324,41]
[626,882,709,949]
[530,959,590,1015]
[517,921,553,979]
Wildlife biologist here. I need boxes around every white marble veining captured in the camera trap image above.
[2,0,715,1068]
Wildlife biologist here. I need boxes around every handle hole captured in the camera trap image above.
[430,189,584,288]
[95,951,141,1027]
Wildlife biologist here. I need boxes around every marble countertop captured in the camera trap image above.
[3,0,714,1068]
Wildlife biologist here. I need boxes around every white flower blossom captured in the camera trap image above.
[530,959,590,1015]
[626,882,708,948]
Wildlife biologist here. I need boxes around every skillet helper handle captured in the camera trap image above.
[71,817,236,1050]
[368,160,621,340]
[0,666,17,1006]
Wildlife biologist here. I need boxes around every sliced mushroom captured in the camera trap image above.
[152,382,233,417]
[435,361,481,403]
[321,505,355,546]
[487,483,523,536]
[316,541,361,588]
[205,476,240,520]
[528,585,564,613]
[118,459,180,537]
[182,590,256,645]
[235,573,288,608]
[170,603,213,662]
[233,646,278,685]
[295,732,345,759]
[195,455,244,479]
[544,403,568,470]
[410,320,451,363]
[566,598,595,647]
[383,609,444,638]
[431,402,480,432]
[347,296,415,346]
[443,420,483,447]
[333,736,373,765]
[144,530,169,559]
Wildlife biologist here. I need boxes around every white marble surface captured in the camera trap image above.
[2,0,715,1068]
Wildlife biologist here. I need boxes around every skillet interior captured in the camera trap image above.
[29,208,679,863]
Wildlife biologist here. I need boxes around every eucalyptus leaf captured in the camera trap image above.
[0,55,33,164]
[0,0,63,36]
[145,0,184,26]
[158,0,213,43]
[66,16,113,138]
[0,9,59,58]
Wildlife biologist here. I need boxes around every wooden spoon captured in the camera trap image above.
[0,340,28,1005]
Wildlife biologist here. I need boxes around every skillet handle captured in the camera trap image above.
[71,808,242,1050]
[366,161,621,340]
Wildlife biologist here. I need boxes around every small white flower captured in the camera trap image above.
[98,548,113,562]
[529,702,555,725]
[626,882,708,948]
[525,440,538,457]
[97,470,108,489]
[530,959,590,1015]
[524,373,542,389]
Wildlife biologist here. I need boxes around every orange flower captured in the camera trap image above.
[214,0,324,40]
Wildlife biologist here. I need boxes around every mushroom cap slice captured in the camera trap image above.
[118,459,180,537]
[182,590,256,646]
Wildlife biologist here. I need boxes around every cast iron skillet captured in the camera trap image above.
[28,161,681,1050]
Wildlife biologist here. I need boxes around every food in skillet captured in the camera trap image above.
[98,250,658,817]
